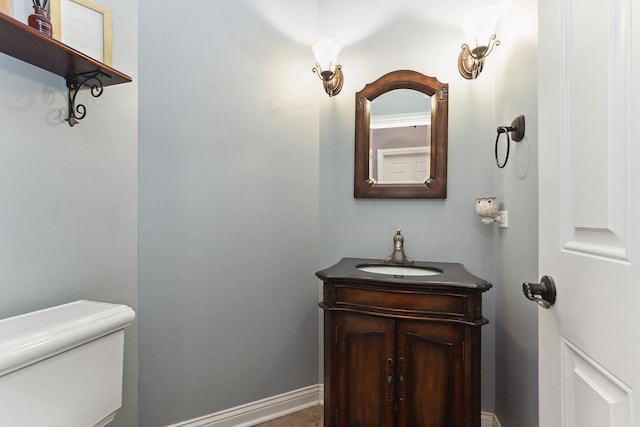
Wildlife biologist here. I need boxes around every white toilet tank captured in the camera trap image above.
[0,300,136,427]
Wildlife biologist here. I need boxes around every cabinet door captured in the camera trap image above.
[395,320,466,427]
[335,312,395,427]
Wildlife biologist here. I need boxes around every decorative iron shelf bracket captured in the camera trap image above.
[65,71,107,127]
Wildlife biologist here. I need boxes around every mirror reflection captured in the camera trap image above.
[369,89,431,184]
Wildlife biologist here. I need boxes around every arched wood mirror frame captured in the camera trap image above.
[354,70,448,198]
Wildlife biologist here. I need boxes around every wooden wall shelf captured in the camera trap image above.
[0,12,132,125]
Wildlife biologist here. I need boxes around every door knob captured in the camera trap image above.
[522,275,556,309]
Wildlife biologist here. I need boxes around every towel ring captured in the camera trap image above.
[495,115,525,169]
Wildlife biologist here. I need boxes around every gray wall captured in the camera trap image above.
[0,0,139,426]
[316,2,498,412]
[493,0,539,425]
[138,0,321,425]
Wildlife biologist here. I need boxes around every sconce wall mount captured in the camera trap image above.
[458,34,500,80]
[313,64,343,97]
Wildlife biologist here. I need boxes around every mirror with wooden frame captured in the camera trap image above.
[354,70,448,198]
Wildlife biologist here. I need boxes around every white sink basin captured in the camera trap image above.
[357,265,442,276]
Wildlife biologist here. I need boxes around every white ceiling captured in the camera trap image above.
[247,0,513,45]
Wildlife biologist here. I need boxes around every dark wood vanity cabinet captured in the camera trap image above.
[317,258,491,427]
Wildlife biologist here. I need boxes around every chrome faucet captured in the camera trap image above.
[384,230,414,264]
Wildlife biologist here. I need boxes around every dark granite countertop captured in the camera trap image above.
[316,257,492,291]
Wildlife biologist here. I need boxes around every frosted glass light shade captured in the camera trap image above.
[312,38,342,73]
[461,7,502,46]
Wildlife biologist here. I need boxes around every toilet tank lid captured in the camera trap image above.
[0,300,135,377]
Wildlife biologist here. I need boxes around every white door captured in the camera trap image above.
[536,0,640,426]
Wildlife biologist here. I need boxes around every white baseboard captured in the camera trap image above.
[482,411,502,427]
[166,384,323,427]
[167,383,500,427]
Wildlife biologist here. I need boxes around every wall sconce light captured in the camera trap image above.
[312,37,344,97]
[458,7,502,79]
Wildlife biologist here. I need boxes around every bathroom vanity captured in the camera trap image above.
[317,258,492,427]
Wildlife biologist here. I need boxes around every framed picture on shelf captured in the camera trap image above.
[50,0,111,65]
[0,0,10,15]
